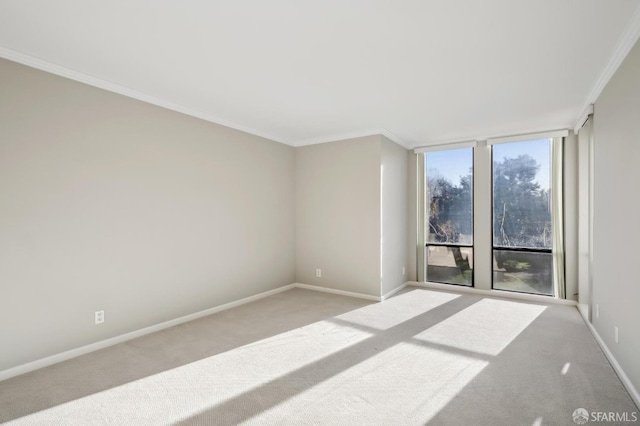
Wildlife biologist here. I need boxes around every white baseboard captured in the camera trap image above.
[294,282,410,302]
[293,283,380,301]
[1,282,384,381]
[577,303,590,321]
[407,281,638,408]
[0,284,296,382]
[381,282,408,300]
[1,280,588,383]
[578,309,640,409]
[407,281,578,306]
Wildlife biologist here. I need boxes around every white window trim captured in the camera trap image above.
[414,140,477,154]
[487,130,568,145]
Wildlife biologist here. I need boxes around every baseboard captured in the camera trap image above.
[577,303,590,322]
[3,280,583,383]
[578,308,640,409]
[293,283,380,301]
[381,282,408,300]
[294,282,409,302]
[1,282,382,381]
[407,281,578,306]
[407,281,639,407]
[0,283,296,382]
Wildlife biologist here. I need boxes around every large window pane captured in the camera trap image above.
[425,147,473,286]
[492,139,553,295]
[493,250,553,295]
[493,139,551,249]
[427,246,473,286]
[426,148,473,244]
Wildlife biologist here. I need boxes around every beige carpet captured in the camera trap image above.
[0,287,637,425]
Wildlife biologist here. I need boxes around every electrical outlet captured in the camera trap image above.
[95,310,105,325]
[596,304,599,319]
[315,268,322,278]
[402,266,406,275]
[615,326,619,344]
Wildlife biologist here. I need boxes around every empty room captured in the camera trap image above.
[1,1,639,425]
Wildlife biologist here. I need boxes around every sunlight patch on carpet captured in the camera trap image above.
[242,342,489,425]
[413,298,546,356]
[335,289,459,330]
[5,320,373,425]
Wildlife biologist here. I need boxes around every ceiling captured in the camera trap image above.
[1,1,640,148]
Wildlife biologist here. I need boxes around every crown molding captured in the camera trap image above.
[377,128,409,148]
[575,3,640,126]
[0,45,289,146]
[409,124,573,150]
[0,45,414,150]
[487,129,569,145]
[573,104,594,134]
[294,128,409,149]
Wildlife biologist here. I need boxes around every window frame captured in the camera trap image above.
[490,139,554,296]
[424,146,475,288]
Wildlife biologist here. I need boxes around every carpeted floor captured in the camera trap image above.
[0,287,637,425]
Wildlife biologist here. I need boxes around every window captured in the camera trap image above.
[416,131,565,296]
[492,139,553,295]
[425,148,473,286]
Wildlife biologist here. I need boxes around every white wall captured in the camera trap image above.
[406,151,418,282]
[473,141,493,291]
[592,38,640,394]
[381,137,409,296]
[577,118,593,316]
[0,58,296,371]
[295,136,382,297]
[564,132,579,301]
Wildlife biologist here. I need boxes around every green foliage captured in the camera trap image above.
[427,152,551,249]
[427,170,472,243]
[493,154,551,248]
[503,260,530,271]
